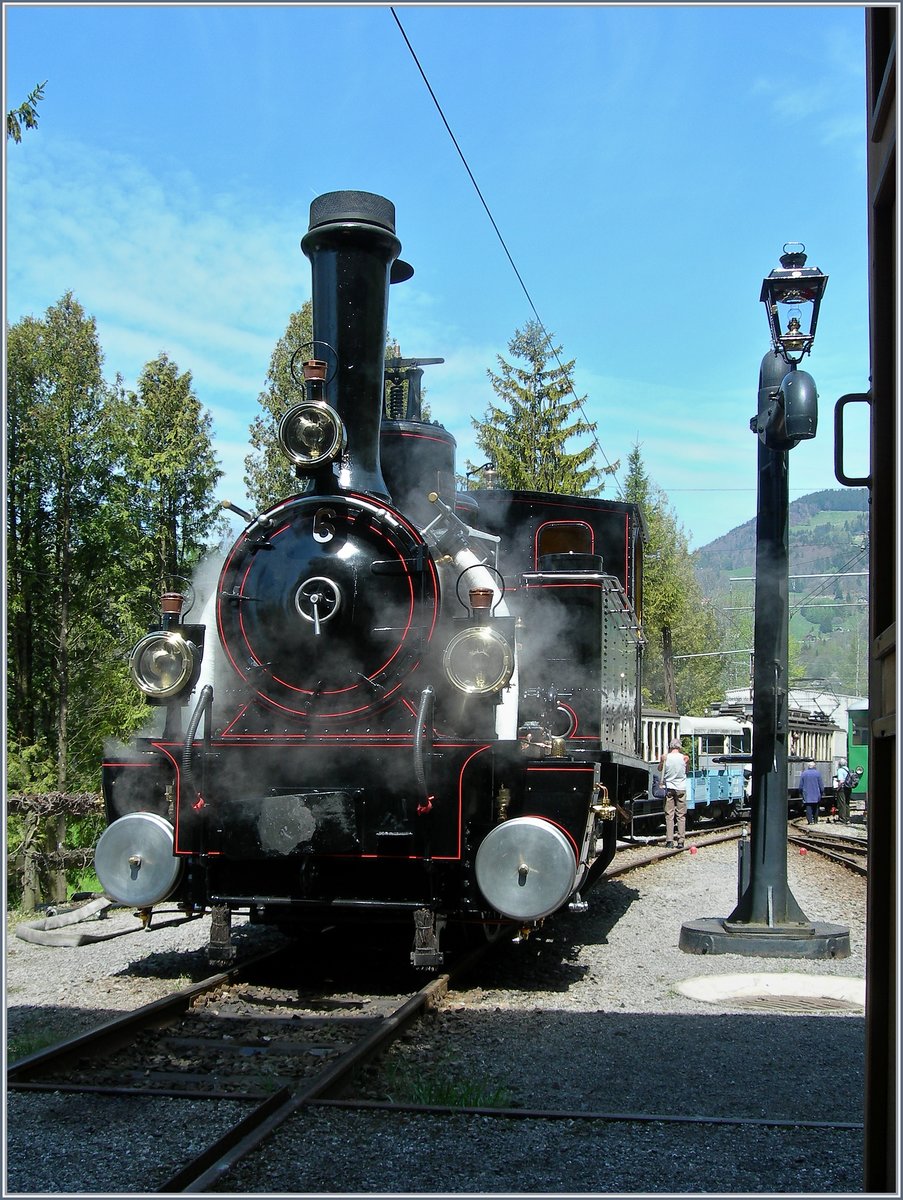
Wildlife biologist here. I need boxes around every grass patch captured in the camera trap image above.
[383,1055,513,1109]
[69,868,102,897]
[6,905,31,933]
[8,1027,63,1061]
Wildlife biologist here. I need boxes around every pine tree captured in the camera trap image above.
[123,353,224,601]
[7,299,227,792]
[244,302,313,512]
[6,294,116,790]
[7,80,47,143]
[624,441,723,715]
[470,320,612,495]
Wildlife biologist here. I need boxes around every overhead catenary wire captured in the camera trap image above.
[389,7,623,495]
[695,543,867,680]
[790,548,869,615]
[728,546,869,616]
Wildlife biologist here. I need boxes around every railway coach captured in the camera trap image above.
[637,707,838,833]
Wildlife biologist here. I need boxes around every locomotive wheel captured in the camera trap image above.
[480,921,509,940]
[442,916,509,954]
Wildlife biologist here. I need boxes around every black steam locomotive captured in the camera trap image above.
[96,190,650,965]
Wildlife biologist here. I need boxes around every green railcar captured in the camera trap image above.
[847,705,869,803]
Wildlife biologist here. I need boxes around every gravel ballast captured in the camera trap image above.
[5,832,868,1194]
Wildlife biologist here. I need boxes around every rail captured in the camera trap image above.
[8,933,494,1194]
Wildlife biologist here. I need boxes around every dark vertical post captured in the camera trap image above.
[680,350,849,957]
[726,354,808,927]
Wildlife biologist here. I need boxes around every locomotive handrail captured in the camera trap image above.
[289,340,338,388]
[833,391,871,488]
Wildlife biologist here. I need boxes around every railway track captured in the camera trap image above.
[788,821,868,876]
[610,825,745,875]
[8,818,863,1192]
[615,818,868,878]
[7,931,494,1192]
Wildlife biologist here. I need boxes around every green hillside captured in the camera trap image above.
[692,488,869,695]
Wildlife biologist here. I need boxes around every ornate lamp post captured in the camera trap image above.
[681,246,849,957]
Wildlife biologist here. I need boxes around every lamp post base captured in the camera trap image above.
[679,917,850,959]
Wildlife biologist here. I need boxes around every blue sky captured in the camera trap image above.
[5,3,872,550]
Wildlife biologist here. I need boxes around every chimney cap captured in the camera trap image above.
[309,190,396,234]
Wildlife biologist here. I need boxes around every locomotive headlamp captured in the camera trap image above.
[278,401,346,468]
[129,631,198,699]
[760,243,828,366]
[443,626,514,695]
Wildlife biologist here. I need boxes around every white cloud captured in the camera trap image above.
[749,36,865,153]
[5,120,862,555]
[7,136,308,399]
[819,114,867,146]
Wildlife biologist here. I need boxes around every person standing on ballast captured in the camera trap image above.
[833,759,853,824]
[800,760,824,826]
[660,737,689,849]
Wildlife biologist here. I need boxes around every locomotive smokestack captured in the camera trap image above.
[301,191,412,500]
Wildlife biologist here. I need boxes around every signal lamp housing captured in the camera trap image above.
[443,626,514,695]
[278,401,346,468]
[129,630,199,700]
[760,243,828,366]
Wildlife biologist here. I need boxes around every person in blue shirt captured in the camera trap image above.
[799,761,824,825]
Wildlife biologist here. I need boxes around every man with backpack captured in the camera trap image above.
[833,759,854,824]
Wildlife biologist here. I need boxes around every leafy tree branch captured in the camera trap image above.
[7,80,47,143]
